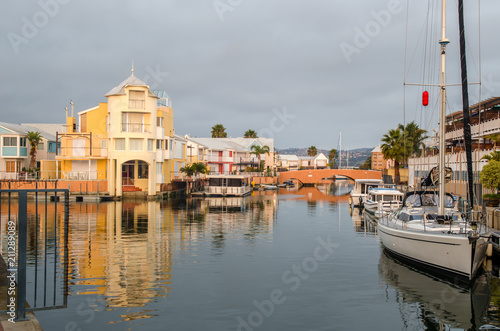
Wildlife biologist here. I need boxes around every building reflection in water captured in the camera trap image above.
[2,193,281,320]
[348,206,377,235]
[1,182,356,324]
[378,251,491,329]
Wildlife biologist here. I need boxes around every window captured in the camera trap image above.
[147,139,154,151]
[122,112,146,132]
[37,142,44,151]
[3,137,17,146]
[138,161,148,179]
[156,140,163,150]
[81,114,87,133]
[6,161,16,173]
[157,117,163,127]
[48,142,57,153]
[129,90,145,109]
[129,138,143,151]
[19,138,26,147]
[115,138,125,151]
[165,140,169,150]
[156,162,162,175]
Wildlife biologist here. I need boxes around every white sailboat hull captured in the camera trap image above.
[378,221,489,281]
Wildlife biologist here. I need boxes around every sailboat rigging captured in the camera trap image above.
[377,0,490,283]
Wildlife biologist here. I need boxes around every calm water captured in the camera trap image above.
[4,182,500,330]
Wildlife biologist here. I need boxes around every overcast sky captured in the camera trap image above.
[1,0,499,150]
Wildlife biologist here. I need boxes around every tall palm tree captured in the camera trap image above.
[211,124,227,138]
[250,145,270,171]
[26,131,42,170]
[381,128,404,184]
[398,121,428,162]
[328,149,337,168]
[244,129,258,138]
[307,146,318,157]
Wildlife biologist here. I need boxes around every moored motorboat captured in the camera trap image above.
[363,187,404,219]
[204,175,252,197]
[348,178,385,207]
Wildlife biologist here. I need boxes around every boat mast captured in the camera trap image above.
[339,131,342,169]
[438,0,450,214]
[458,0,475,211]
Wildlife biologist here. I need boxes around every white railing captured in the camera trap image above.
[205,186,250,195]
[63,171,100,180]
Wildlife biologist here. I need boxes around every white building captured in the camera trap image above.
[186,137,275,174]
[0,122,59,179]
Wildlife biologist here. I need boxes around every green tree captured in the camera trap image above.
[398,121,428,162]
[359,156,372,170]
[307,146,318,157]
[481,151,500,162]
[211,124,227,138]
[181,162,210,177]
[480,160,500,194]
[26,131,42,170]
[328,149,337,168]
[250,145,270,171]
[192,162,210,175]
[244,129,258,138]
[180,164,195,177]
[381,128,404,184]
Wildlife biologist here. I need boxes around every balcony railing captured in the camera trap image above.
[58,146,108,157]
[121,123,151,133]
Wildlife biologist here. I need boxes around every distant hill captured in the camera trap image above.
[276,147,373,168]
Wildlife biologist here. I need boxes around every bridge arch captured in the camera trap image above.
[279,169,381,185]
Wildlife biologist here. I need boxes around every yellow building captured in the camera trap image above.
[56,71,186,197]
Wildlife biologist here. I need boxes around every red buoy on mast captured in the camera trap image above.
[422,91,429,106]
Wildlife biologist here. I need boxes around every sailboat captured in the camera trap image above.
[377,0,491,283]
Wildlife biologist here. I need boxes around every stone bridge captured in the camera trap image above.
[279,169,382,185]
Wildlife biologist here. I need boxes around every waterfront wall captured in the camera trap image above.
[0,180,108,194]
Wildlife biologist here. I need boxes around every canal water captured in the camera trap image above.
[5,182,500,330]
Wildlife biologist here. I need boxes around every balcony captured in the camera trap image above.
[58,146,107,158]
[121,123,151,133]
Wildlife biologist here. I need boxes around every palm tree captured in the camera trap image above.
[192,162,210,175]
[244,130,258,138]
[307,146,318,157]
[381,128,404,184]
[328,149,337,168]
[211,124,227,138]
[481,150,500,162]
[180,164,195,177]
[26,131,42,170]
[181,162,210,177]
[250,145,270,171]
[398,121,428,162]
